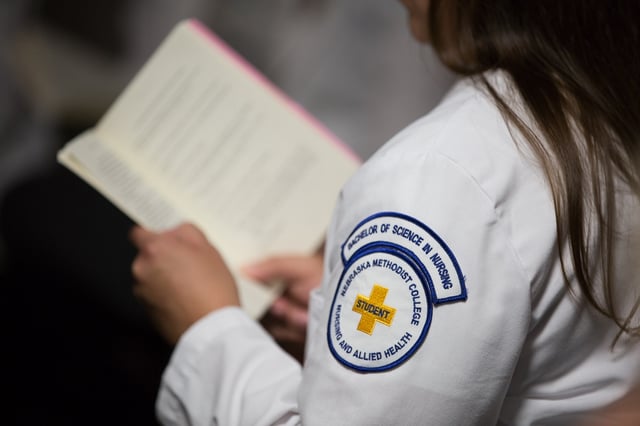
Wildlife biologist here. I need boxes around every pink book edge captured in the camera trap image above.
[188,19,362,164]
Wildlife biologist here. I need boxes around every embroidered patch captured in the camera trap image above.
[328,212,466,372]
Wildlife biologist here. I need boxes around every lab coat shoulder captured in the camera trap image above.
[338,77,557,296]
[299,80,556,425]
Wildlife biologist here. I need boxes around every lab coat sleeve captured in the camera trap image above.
[298,144,535,425]
[156,307,302,426]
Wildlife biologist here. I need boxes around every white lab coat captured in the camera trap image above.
[156,73,640,425]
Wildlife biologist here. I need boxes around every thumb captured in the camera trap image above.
[129,225,158,249]
[242,256,313,283]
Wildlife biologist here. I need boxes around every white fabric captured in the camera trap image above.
[156,75,640,425]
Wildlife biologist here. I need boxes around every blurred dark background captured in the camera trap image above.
[0,0,455,424]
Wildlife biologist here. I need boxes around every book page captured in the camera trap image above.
[58,20,361,318]
[59,131,184,231]
[96,21,359,265]
[59,131,281,319]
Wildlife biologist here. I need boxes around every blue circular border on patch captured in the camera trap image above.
[327,243,433,372]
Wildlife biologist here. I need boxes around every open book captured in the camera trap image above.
[57,19,360,319]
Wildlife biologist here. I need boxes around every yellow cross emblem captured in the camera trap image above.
[352,284,396,335]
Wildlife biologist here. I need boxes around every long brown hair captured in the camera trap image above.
[427,1,640,337]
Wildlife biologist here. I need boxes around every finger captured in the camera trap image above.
[132,279,151,304]
[242,256,317,282]
[169,222,208,245]
[263,322,306,343]
[129,226,158,249]
[260,311,306,343]
[132,279,166,314]
[284,281,319,306]
[270,298,309,332]
[131,255,147,279]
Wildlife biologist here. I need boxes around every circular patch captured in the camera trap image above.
[327,248,432,372]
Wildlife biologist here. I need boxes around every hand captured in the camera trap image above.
[130,223,239,344]
[244,253,323,345]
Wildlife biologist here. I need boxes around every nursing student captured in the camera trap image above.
[129,1,640,424]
